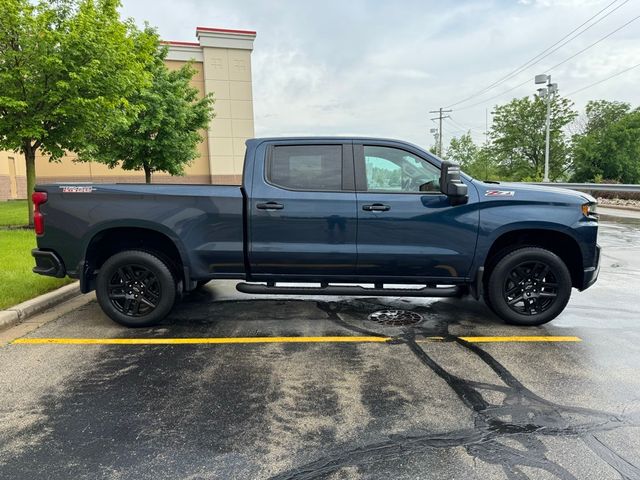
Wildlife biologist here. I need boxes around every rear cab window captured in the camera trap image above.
[267,145,343,191]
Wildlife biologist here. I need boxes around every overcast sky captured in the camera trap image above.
[120,0,640,150]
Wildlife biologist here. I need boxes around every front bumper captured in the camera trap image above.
[581,244,601,290]
[32,249,66,278]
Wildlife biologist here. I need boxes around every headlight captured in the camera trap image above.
[581,202,598,219]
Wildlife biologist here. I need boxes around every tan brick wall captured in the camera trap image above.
[211,174,242,185]
[16,176,26,199]
[38,174,214,185]
[0,176,11,201]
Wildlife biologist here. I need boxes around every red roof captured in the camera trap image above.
[196,26,256,35]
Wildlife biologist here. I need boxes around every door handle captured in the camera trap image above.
[256,202,284,210]
[362,203,390,212]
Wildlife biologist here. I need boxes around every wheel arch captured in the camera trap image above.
[80,222,189,293]
[483,227,584,289]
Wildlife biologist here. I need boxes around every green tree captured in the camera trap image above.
[0,0,156,224]
[489,95,577,181]
[571,100,640,183]
[445,132,498,180]
[85,48,215,183]
[446,133,478,167]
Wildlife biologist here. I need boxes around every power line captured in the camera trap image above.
[545,14,640,72]
[452,13,640,112]
[446,0,627,108]
[453,77,534,112]
[565,62,640,95]
[446,117,484,133]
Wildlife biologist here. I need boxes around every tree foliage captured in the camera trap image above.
[0,0,157,223]
[488,95,577,181]
[445,132,497,180]
[571,100,640,183]
[86,48,215,183]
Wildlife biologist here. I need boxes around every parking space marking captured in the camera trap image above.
[11,335,581,345]
[11,336,390,345]
[457,335,582,343]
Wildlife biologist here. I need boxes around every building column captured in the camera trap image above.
[196,27,256,185]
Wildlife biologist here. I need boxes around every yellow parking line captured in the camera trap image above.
[11,335,581,345]
[11,336,390,345]
[458,336,582,343]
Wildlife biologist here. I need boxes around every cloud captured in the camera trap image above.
[121,0,640,148]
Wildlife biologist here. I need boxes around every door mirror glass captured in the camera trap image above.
[440,161,468,203]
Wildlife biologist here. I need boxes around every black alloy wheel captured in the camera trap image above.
[96,250,177,327]
[503,261,558,316]
[107,264,161,317]
[487,247,572,326]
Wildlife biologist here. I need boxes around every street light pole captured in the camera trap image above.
[543,88,551,182]
[534,74,558,183]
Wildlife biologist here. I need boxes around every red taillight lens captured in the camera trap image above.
[32,191,48,235]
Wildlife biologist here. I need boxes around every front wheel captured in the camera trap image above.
[486,247,572,326]
[96,250,176,327]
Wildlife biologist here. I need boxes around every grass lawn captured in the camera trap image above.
[0,200,29,227]
[0,201,74,309]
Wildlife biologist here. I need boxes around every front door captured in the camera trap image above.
[249,142,358,278]
[354,143,479,281]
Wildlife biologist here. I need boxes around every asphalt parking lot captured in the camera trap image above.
[1,216,639,480]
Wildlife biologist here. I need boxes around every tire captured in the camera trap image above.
[96,250,177,327]
[486,247,572,326]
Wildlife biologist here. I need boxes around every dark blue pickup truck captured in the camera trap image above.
[31,137,600,327]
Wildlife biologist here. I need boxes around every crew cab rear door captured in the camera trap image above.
[248,141,357,277]
[354,141,479,281]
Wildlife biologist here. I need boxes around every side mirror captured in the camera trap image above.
[440,161,468,204]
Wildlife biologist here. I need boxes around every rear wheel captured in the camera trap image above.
[486,247,572,326]
[96,250,176,327]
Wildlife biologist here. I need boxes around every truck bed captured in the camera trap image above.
[35,183,246,281]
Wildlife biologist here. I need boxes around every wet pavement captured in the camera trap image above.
[1,218,640,479]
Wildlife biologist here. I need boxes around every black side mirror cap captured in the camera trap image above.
[440,160,468,204]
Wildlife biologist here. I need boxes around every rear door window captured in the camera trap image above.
[268,145,343,191]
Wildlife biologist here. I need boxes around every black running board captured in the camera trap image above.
[236,282,461,297]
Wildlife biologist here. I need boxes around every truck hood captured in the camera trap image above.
[475,181,596,204]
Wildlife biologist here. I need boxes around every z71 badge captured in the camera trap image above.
[485,190,515,197]
[59,186,94,193]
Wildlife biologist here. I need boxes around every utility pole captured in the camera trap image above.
[485,108,489,146]
[429,107,452,156]
[485,108,490,179]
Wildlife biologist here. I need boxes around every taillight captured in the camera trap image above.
[32,191,48,235]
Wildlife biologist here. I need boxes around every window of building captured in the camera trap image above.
[268,145,343,191]
[363,146,440,193]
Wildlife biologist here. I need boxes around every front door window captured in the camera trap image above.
[364,146,440,193]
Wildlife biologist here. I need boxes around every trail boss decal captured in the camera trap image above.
[59,186,95,193]
[485,190,515,197]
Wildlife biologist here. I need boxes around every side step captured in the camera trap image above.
[236,282,462,297]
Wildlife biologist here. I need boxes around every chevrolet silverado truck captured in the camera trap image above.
[31,137,600,327]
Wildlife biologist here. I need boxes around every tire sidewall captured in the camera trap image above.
[488,247,572,326]
[96,250,176,327]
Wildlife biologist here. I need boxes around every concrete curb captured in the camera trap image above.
[0,282,81,332]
